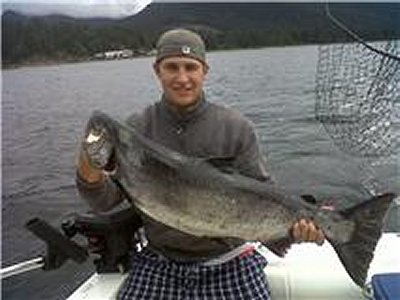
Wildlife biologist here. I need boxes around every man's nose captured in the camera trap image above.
[175,67,190,82]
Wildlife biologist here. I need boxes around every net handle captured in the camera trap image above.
[325,3,400,62]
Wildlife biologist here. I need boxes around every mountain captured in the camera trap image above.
[2,3,399,66]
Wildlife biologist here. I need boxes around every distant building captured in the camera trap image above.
[121,49,134,58]
[93,49,134,60]
[93,52,105,59]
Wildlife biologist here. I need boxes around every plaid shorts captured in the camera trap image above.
[117,248,270,300]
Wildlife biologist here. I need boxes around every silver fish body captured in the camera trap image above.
[84,110,396,288]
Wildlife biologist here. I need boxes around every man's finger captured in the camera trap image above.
[315,229,325,245]
[306,221,318,241]
[300,219,311,240]
[292,219,325,244]
[291,221,300,242]
[292,219,307,242]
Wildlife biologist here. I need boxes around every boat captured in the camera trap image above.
[66,233,400,300]
[2,202,399,300]
[3,235,398,300]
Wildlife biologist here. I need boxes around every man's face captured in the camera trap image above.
[154,56,208,110]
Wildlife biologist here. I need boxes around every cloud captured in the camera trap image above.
[2,0,152,18]
[3,0,384,18]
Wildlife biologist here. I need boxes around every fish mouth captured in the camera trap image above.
[86,129,104,143]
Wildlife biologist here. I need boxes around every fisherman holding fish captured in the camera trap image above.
[76,28,326,299]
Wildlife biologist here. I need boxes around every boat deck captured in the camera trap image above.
[67,233,400,300]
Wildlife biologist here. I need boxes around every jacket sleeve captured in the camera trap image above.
[234,120,273,182]
[76,171,124,212]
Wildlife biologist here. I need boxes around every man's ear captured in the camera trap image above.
[203,63,209,75]
[153,62,160,76]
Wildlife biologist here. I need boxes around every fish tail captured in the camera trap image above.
[329,192,395,288]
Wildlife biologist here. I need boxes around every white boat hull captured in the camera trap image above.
[68,233,400,300]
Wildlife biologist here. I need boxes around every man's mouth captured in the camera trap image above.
[173,87,193,96]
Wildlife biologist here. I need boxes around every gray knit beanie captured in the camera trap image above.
[155,28,206,64]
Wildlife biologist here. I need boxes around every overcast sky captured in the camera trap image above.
[2,0,393,19]
[2,0,153,18]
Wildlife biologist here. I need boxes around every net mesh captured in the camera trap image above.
[315,40,400,157]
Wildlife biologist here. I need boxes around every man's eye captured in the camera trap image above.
[164,64,178,72]
[185,64,199,72]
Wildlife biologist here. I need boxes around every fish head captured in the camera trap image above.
[83,112,119,169]
[85,111,119,144]
[85,111,145,177]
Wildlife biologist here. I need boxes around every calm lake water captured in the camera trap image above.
[2,45,399,299]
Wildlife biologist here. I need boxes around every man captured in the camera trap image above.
[76,28,324,299]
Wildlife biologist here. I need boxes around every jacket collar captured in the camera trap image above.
[159,92,209,124]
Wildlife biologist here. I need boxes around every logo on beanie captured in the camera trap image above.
[181,45,191,54]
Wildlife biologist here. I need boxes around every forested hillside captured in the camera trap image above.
[2,3,399,66]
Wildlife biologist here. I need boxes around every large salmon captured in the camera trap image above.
[82,110,395,288]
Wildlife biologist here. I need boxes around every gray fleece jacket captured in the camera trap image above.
[77,94,270,261]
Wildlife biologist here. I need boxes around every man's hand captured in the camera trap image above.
[292,219,325,245]
[77,150,106,184]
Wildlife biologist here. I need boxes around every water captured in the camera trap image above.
[2,45,399,299]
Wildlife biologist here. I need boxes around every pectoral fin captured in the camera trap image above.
[264,235,294,257]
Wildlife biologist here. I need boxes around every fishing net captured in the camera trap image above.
[315,40,399,157]
[315,5,399,196]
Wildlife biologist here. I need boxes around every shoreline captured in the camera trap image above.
[1,44,307,69]
[2,57,95,70]
[3,38,397,70]
[1,54,157,70]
